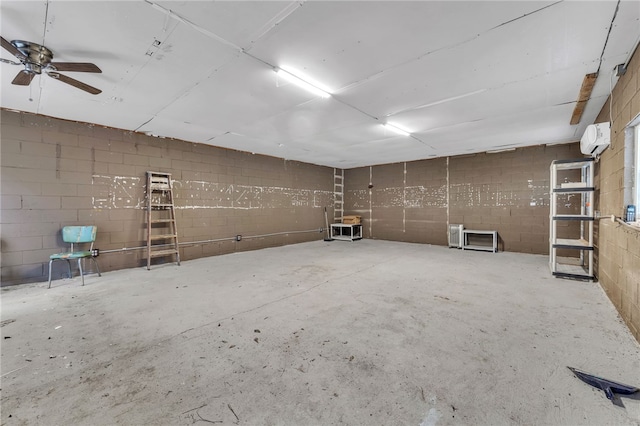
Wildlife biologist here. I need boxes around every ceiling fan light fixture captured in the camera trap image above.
[275,67,331,99]
[1,36,102,95]
[383,123,411,137]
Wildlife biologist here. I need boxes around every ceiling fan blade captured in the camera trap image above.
[49,62,101,73]
[1,36,24,59]
[48,72,101,95]
[12,70,35,85]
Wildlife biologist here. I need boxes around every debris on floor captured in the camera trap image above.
[568,366,639,402]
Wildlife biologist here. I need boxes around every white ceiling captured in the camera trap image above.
[1,1,639,168]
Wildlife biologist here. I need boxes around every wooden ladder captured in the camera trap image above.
[146,171,180,270]
[334,168,344,223]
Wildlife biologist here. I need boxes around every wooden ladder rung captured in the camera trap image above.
[149,249,179,258]
[151,219,175,224]
[150,234,177,240]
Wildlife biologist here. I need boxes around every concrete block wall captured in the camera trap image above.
[344,143,582,253]
[1,110,333,285]
[594,44,640,341]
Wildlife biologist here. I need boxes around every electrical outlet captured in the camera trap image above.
[236,235,242,242]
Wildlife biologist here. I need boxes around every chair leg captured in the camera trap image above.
[78,258,85,286]
[48,260,54,289]
[92,258,102,277]
[66,260,73,279]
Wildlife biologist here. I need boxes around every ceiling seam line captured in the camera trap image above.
[417,99,580,136]
[134,116,155,132]
[248,1,306,47]
[596,0,621,75]
[335,1,565,96]
[144,0,244,53]
[489,1,563,30]
[387,57,598,119]
[41,0,50,45]
[35,0,51,114]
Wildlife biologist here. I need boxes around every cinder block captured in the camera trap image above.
[22,114,58,131]
[108,209,140,221]
[1,155,52,177]
[1,109,23,126]
[1,236,43,252]
[93,125,124,142]
[41,183,78,197]
[108,163,137,176]
[1,263,44,282]
[57,171,91,184]
[149,157,172,169]
[107,140,137,154]
[0,209,43,224]
[0,138,21,154]
[43,234,61,249]
[19,222,61,237]
[2,125,41,143]
[77,208,109,222]
[43,209,79,222]
[123,154,149,166]
[43,130,79,146]
[94,150,123,164]
[61,145,92,161]
[1,195,22,210]
[23,248,58,264]
[1,251,23,266]
[75,184,97,197]
[57,159,90,173]
[136,144,164,158]
[21,195,61,210]
[61,196,92,209]
[78,135,107,150]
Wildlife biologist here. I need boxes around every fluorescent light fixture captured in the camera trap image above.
[275,67,331,98]
[383,123,411,137]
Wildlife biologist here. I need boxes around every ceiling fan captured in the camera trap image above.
[1,36,102,95]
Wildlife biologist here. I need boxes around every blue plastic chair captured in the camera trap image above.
[48,226,101,288]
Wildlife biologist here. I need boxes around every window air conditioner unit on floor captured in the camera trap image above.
[580,122,610,156]
[449,224,464,248]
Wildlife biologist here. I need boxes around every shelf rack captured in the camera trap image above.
[549,158,594,280]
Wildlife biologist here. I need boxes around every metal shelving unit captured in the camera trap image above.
[549,158,594,280]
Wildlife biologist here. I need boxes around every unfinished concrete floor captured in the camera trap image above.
[2,239,640,425]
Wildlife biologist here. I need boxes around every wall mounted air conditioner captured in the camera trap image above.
[580,122,610,156]
[448,224,464,248]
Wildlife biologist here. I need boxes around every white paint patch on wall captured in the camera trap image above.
[91,175,333,210]
[349,181,551,210]
[450,182,549,208]
[92,175,143,209]
[527,179,549,207]
[347,185,448,210]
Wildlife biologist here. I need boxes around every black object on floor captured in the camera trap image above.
[568,366,639,402]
